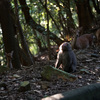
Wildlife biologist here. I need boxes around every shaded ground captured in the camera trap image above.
[0,47,100,100]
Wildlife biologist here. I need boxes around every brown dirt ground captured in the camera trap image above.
[0,46,100,100]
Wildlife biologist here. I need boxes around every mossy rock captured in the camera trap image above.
[41,65,77,81]
[18,81,31,92]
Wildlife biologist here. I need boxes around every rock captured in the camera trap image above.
[40,81,51,89]
[91,54,99,58]
[13,74,20,78]
[41,65,77,81]
[86,59,93,62]
[0,82,7,90]
[18,81,31,92]
[97,79,100,83]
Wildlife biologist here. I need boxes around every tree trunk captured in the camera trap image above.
[63,0,75,36]
[55,0,68,35]
[75,0,93,32]
[64,0,75,29]
[45,0,51,60]
[54,0,75,39]
[18,47,32,66]
[87,0,94,19]
[42,83,100,100]
[0,0,21,69]
[39,0,62,37]
[14,0,34,66]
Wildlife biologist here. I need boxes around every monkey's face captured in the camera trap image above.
[59,42,72,52]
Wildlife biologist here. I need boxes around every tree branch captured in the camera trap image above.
[18,0,63,45]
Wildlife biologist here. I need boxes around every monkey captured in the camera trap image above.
[55,42,77,72]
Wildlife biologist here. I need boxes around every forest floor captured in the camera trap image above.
[0,46,100,100]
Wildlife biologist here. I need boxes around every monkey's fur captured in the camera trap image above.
[55,42,77,72]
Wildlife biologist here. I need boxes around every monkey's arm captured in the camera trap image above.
[71,51,77,72]
[55,52,62,68]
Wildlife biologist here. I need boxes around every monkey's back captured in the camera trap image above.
[62,50,77,72]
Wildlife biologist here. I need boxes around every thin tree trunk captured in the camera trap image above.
[63,0,75,29]
[39,0,62,36]
[14,0,34,65]
[54,0,76,41]
[45,0,51,60]
[62,0,75,37]
[55,0,67,31]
